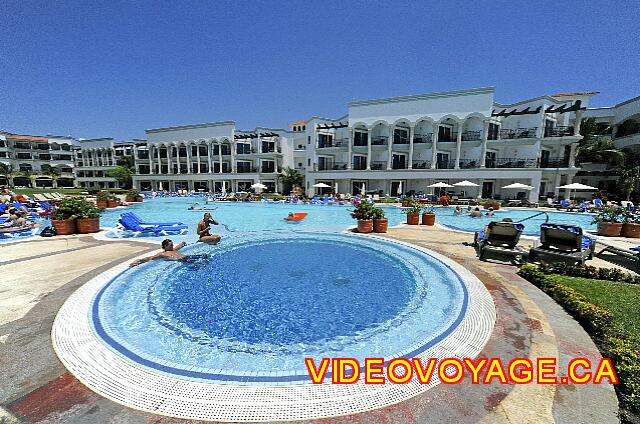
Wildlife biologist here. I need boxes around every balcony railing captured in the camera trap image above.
[391,163,409,170]
[261,167,277,173]
[438,132,458,143]
[544,126,574,137]
[411,161,432,169]
[371,137,388,146]
[499,127,538,139]
[461,131,481,141]
[317,141,346,148]
[459,159,479,169]
[413,133,433,143]
[319,162,348,170]
[370,161,386,170]
[485,158,538,168]
[236,167,257,173]
[353,163,367,170]
[540,157,569,168]
[393,137,410,145]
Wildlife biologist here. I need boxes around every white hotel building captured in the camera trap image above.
[124,87,591,202]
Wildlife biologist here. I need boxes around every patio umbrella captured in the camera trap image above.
[501,182,534,200]
[221,180,226,193]
[397,181,403,196]
[361,183,366,195]
[251,182,267,193]
[427,181,453,197]
[312,182,330,196]
[557,182,597,200]
[334,182,339,194]
[453,180,479,198]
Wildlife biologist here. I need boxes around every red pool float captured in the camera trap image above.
[286,212,308,221]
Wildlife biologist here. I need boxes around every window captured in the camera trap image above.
[302,125,305,131]
[262,141,275,153]
[393,129,409,144]
[237,161,252,173]
[0,152,7,158]
[237,143,251,154]
[298,162,303,167]
[392,154,407,169]
[354,132,368,146]
[308,136,311,144]
[317,134,333,148]
[488,123,499,140]
[307,158,311,166]
[353,155,367,170]
[261,160,275,173]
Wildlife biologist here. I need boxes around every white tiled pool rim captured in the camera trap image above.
[52,233,496,422]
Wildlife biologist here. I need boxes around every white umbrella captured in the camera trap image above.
[557,182,597,200]
[501,183,534,190]
[428,181,453,197]
[251,183,268,189]
[397,181,403,196]
[453,180,479,197]
[221,180,226,193]
[361,183,366,194]
[312,182,330,188]
[334,182,339,194]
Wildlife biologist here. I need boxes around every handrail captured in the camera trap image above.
[517,211,549,224]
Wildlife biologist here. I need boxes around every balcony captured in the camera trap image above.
[438,132,458,143]
[485,158,538,168]
[499,127,538,139]
[393,136,410,145]
[461,131,481,141]
[371,137,388,146]
[237,166,257,173]
[319,162,348,171]
[370,161,387,170]
[459,159,479,169]
[391,163,409,170]
[544,126,574,137]
[540,157,569,168]
[317,141,346,149]
[261,167,277,173]
[413,133,433,143]
[411,161,432,169]
[352,163,367,170]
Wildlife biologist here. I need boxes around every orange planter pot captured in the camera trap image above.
[76,218,100,234]
[107,199,118,208]
[621,223,640,238]
[52,219,76,235]
[421,213,436,226]
[373,218,388,233]
[125,196,135,202]
[597,222,622,237]
[96,200,108,209]
[406,213,420,225]
[357,219,373,233]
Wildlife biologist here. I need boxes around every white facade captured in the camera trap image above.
[73,138,137,189]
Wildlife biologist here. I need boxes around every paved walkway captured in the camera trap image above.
[0,229,620,423]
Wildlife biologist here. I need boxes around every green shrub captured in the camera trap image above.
[536,262,640,285]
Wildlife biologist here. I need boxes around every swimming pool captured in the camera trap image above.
[53,232,495,420]
[99,197,596,238]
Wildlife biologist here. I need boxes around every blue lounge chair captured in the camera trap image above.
[121,212,184,227]
[593,198,604,209]
[117,214,188,237]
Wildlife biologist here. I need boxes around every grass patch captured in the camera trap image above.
[14,188,88,197]
[549,275,640,344]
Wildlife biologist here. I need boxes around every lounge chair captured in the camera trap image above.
[529,223,595,265]
[32,193,49,202]
[597,245,640,270]
[117,214,188,237]
[52,193,64,199]
[475,221,528,264]
[593,198,604,209]
[120,212,184,227]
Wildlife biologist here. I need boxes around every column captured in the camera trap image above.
[568,143,577,168]
[156,143,162,174]
[194,142,200,173]
[148,144,154,175]
[454,127,462,169]
[166,144,172,174]
[175,144,181,174]
[480,120,489,168]
[132,146,140,175]
[347,127,353,170]
[206,140,213,174]
[573,109,583,136]
[185,141,192,174]
[431,122,438,169]
[218,142,223,174]
[529,173,541,203]
[386,125,394,170]
[366,130,371,170]
[231,141,237,173]
[553,173,562,197]
[408,125,415,169]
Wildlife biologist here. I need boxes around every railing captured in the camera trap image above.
[317,141,346,148]
[411,161,432,169]
[370,161,386,170]
[393,136,410,145]
[499,127,538,139]
[438,132,458,143]
[459,159,479,169]
[544,126,574,137]
[371,137,387,146]
[461,131,481,141]
[236,167,256,173]
[353,139,368,147]
[540,157,569,168]
[413,133,433,143]
[261,167,277,173]
[353,163,367,170]
[319,162,348,170]
[392,163,408,169]
[486,158,538,168]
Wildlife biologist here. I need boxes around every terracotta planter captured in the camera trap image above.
[96,200,108,209]
[76,217,100,234]
[125,196,135,202]
[135,196,143,202]
[406,213,420,225]
[421,213,436,226]
[401,199,411,207]
[621,222,640,238]
[483,203,501,210]
[373,218,388,233]
[52,218,76,235]
[107,199,118,208]
[357,219,373,233]
[597,222,622,237]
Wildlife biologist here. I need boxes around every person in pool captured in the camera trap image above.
[454,205,462,215]
[197,212,221,244]
[469,207,483,218]
[130,239,187,266]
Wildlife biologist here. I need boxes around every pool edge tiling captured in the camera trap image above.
[52,233,496,422]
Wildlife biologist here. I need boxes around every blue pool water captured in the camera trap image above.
[92,232,467,383]
[99,197,596,238]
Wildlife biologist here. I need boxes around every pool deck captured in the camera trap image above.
[0,228,621,423]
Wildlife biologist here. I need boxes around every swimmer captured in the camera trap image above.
[469,207,483,218]
[454,205,462,216]
[130,239,187,266]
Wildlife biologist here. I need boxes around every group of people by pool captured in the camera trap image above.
[453,205,495,218]
[0,188,40,235]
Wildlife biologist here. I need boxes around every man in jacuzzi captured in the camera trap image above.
[129,239,188,266]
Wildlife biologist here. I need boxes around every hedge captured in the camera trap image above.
[537,262,640,285]
[518,264,640,422]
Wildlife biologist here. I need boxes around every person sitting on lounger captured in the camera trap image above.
[197,212,221,244]
[130,239,188,266]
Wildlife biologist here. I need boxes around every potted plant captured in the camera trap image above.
[421,204,436,226]
[125,189,138,202]
[372,206,388,233]
[482,200,501,210]
[404,200,422,225]
[96,191,109,209]
[593,206,623,237]
[76,200,101,233]
[107,193,118,208]
[51,197,82,235]
[621,210,640,238]
[351,201,376,233]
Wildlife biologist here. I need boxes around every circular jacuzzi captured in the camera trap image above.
[53,232,495,421]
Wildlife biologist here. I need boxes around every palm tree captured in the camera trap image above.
[620,165,640,201]
[577,118,624,165]
[0,163,14,187]
[44,167,61,188]
[19,169,36,188]
[277,167,304,194]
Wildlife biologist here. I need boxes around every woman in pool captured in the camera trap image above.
[454,205,462,215]
[197,212,221,244]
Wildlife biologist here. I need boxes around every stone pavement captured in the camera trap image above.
[0,229,620,423]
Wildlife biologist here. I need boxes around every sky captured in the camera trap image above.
[1,1,639,140]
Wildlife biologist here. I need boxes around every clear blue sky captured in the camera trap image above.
[1,1,638,140]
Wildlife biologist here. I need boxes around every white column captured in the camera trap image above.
[366,130,371,170]
[454,126,462,169]
[148,144,154,175]
[408,125,415,169]
[569,143,577,168]
[175,144,181,174]
[347,127,353,170]
[132,146,140,174]
[185,141,192,174]
[218,142,223,174]
[574,109,583,135]
[196,142,201,173]
[157,143,162,174]
[166,144,172,174]
[386,125,394,170]
[206,140,213,174]
[529,173,541,203]
[480,120,489,168]
[431,123,438,169]
[231,141,237,173]
[554,173,562,197]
